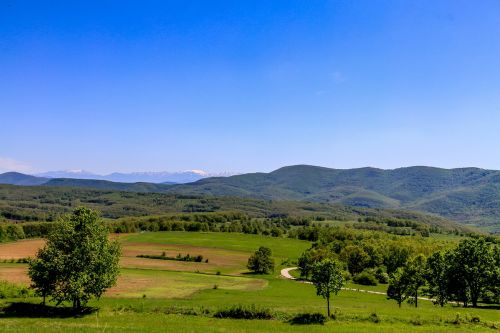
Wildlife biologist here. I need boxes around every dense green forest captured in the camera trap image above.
[164,165,500,232]
[3,165,500,232]
[0,184,472,232]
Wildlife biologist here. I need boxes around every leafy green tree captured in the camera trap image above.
[403,254,426,307]
[449,238,495,307]
[445,250,469,307]
[298,250,313,279]
[387,267,409,307]
[490,246,500,303]
[28,249,56,305]
[28,207,121,310]
[298,247,334,279]
[247,246,275,274]
[383,244,410,274]
[311,259,344,317]
[340,245,370,275]
[425,251,449,307]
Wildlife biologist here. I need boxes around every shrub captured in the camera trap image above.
[247,247,275,274]
[353,271,378,286]
[289,313,326,325]
[137,253,205,262]
[0,280,33,299]
[341,270,352,282]
[374,268,389,284]
[214,305,273,320]
[368,312,380,323]
[410,316,423,326]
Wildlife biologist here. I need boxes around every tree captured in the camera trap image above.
[247,246,274,274]
[28,207,121,310]
[490,246,500,303]
[311,259,344,317]
[404,254,426,307]
[387,267,409,307]
[383,244,410,274]
[445,250,469,307]
[28,248,56,306]
[340,245,370,275]
[298,250,313,279]
[297,247,334,279]
[425,251,449,307]
[449,238,495,307]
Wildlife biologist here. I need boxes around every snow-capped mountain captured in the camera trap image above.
[34,170,236,184]
[36,170,101,179]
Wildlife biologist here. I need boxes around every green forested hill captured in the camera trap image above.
[167,165,500,231]
[2,165,500,231]
[0,184,471,234]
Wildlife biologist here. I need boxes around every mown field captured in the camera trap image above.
[0,231,499,332]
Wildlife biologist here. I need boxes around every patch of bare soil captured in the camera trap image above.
[0,239,45,259]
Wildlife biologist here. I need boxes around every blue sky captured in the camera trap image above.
[1,0,500,174]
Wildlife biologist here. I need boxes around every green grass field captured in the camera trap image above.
[1,232,498,332]
[122,231,311,260]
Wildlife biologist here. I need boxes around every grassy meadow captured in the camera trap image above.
[0,231,498,332]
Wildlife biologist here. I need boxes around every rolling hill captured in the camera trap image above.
[2,165,500,231]
[166,165,500,231]
[0,183,472,234]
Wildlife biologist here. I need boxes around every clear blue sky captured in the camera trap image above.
[1,0,500,174]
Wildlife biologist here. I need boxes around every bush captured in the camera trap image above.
[289,313,326,325]
[353,271,378,286]
[368,312,380,323]
[214,305,273,320]
[247,247,275,274]
[0,280,33,299]
[341,270,352,282]
[136,253,205,262]
[377,272,389,284]
[374,268,389,284]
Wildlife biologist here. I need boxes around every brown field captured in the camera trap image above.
[121,242,248,273]
[0,239,45,260]
[0,237,256,298]
[0,264,29,284]
[0,238,248,273]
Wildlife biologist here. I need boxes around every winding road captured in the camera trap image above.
[280,267,437,301]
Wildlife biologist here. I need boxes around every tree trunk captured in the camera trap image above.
[414,290,418,308]
[327,296,330,317]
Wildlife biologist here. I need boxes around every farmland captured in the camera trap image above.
[1,231,499,332]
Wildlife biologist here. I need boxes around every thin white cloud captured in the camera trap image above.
[0,157,33,173]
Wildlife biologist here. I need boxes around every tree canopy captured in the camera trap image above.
[247,246,275,274]
[29,207,121,310]
[311,259,344,317]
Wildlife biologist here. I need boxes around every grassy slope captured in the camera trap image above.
[122,232,310,260]
[1,277,498,332]
[1,232,498,332]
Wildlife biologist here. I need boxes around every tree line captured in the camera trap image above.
[296,225,499,307]
[388,238,500,307]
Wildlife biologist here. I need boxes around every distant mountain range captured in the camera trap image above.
[34,169,235,184]
[2,165,500,232]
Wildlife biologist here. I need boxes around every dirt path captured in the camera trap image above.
[280,267,438,301]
